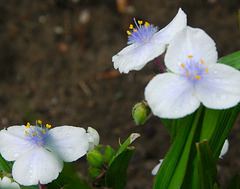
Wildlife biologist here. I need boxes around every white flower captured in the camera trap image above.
[0,122,90,186]
[145,26,240,119]
[0,177,20,189]
[219,139,229,159]
[87,127,100,151]
[112,8,187,73]
[152,140,229,175]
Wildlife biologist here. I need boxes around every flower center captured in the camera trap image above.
[24,120,51,147]
[180,55,209,82]
[126,19,158,45]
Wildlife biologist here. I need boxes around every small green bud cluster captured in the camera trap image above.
[132,101,151,125]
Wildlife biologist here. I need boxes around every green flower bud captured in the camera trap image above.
[104,145,116,165]
[88,165,103,180]
[132,101,151,125]
[87,150,104,167]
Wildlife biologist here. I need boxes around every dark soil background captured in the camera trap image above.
[0,0,239,188]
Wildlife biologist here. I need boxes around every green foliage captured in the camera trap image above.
[87,150,104,168]
[104,145,116,166]
[196,140,217,189]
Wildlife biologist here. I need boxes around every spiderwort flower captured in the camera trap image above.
[112,8,187,73]
[145,26,240,119]
[87,127,100,151]
[0,121,90,186]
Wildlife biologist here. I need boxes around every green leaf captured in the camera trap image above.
[105,148,134,189]
[227,172,240,189]
[154,106,203,189]
[47,163,91,189]
[104,133,140,189]
[196,140,217,189]
[218,51,240,70]
[116,133,140,156]
[0,154,12,173]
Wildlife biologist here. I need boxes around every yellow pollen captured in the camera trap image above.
[195,75,201,79]
[188,55,193,58]
[180,63,185,68]
[205,68,208,73]
[145,22,150,28]
[138,20,143,25]
[25,131,29,136]
[129,24,133,29]
[31,133,37,136]
[46,124,51,128]
[43,129,45,134]
[26,122,30,128]
[126,30,131,35]
[133,29,137,32]
[200,59,204,65]
[185,71,189,77]
[38,120,42,124]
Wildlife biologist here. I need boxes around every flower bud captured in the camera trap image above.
[132,101,151,125]
[104,145,116,165]
[88,166,103,180]
[87,150,104,167]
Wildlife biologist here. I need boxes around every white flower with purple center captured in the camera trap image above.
[0,121,91,186]
[145,26,240,119]
[112,8,187,73]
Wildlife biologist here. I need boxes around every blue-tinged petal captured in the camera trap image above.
[165,27,217,74]
[153,8,187,44]
[46,126,89,162]
[12,147,63,186]
[112,42,166,73]
[219,139,229,159]
[195,63,240,109]
[145,73,200,119]
[0,126,36,161]
[151,159,164,176]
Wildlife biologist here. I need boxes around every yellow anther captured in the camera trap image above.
[205,68,208,73]
[185,71,189,77]
[133,29,137,32]
[25,131,29,136]
[138,20,143,25]
[46,124,51,128]
[43,129,45,134]
[200,59,204,65]
[31,133,37,136]
[145,22,150,28]
[188,55,193,58]
[38,120,42,124]
[195,75,201,79]
[126,30,131,35]
[180,63,185,68]
[26,122,30,128]
[129,24,133,29]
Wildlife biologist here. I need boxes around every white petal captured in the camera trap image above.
[0,126,35,161]
[153,8,187,44]
[165,27,218,73]
[0,177,20,188]
[87,127,100,151]
[12,147,63,186]
[151,159,164,176]
[112,42,166,73]
[46,126,89,162]
[219,139,229,159]
[195,63,240,109]
[145,73,200,119]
